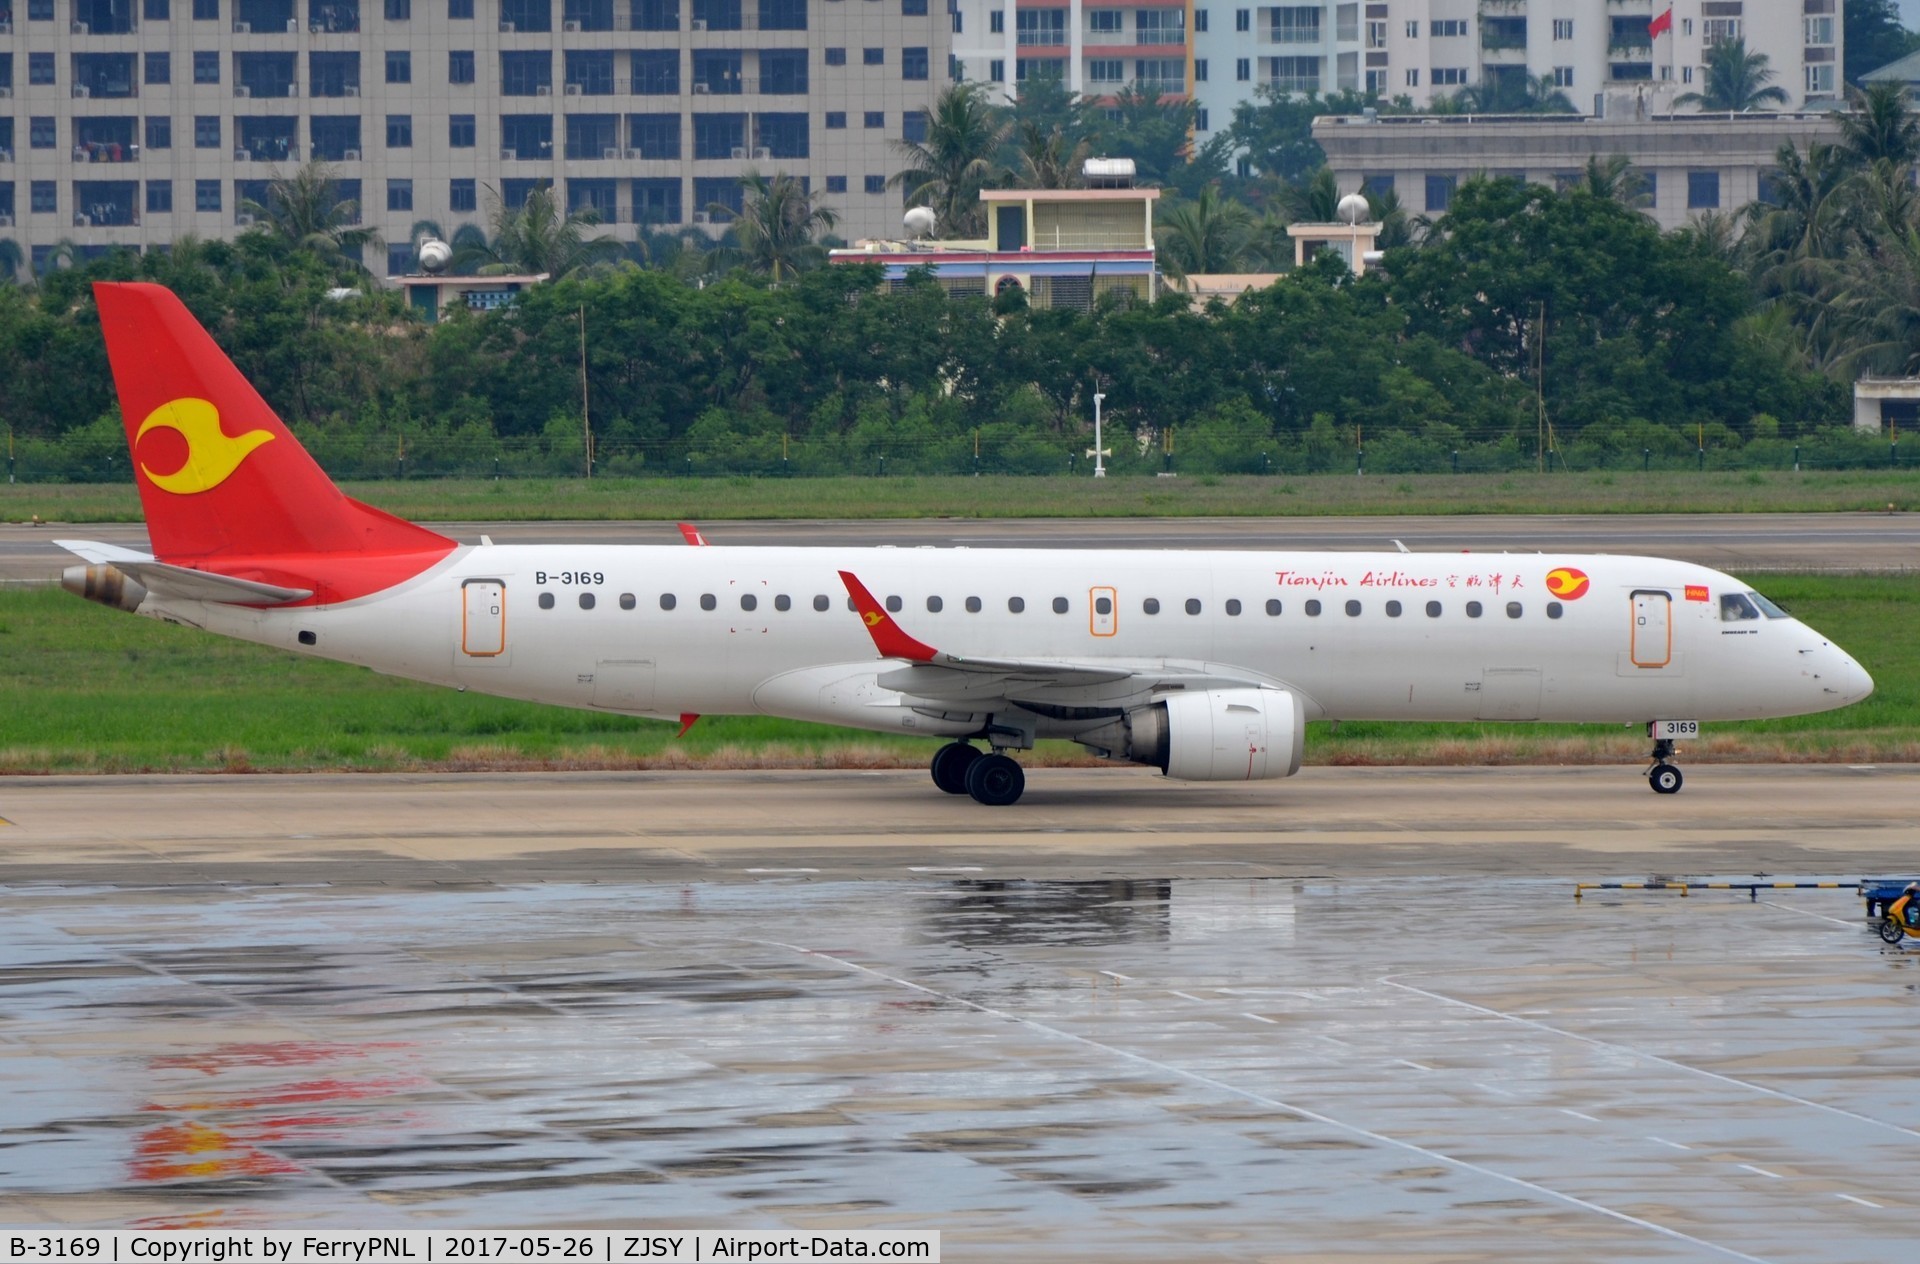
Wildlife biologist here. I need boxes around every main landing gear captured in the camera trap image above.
[930,742,1026,805]
[1647,737,1684,795]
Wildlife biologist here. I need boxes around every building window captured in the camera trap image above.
[1806,15,1834,45]
[146,180,172,213]
[387,114,412,147]
[1687,170,1720,209]
[989,59,1004,82]
[1553,65,1574,86]
[1553,18,1572,39]
[825,110,846,128]
[450,177,476,211]
[449,114,474,146]
[191,0,217,16]
[194,115,221,148]
[28,53,53,85]
[31,181,56,214]
[1806,63,1833,94]
[1405,68,1419,87]
[144,0,170,19]
[450,0,473,15]
[386,0,410,17]
[1235,57,1250,81]
[1234,8,1248,32]
[29,117,55,148]
[1642,172,1657,206]
[825,46,845,66]
[989,9,1002,32]
[1424,173,1454,212]
[1430,18,1466,36]
[145,116,172,148]
[387,178,412,211]
[145,52,171,84]
[1195,59,1208,82]
[193,51,219,83]
[1432,67,1467,85]
[863,110,884,128]
[450,50,475,83]
[903,110,927,143]
[864,174,885,194]
[386,50,411,83]
[1683,65,1693,84]
[1404,19,1416,36]
[1196,107,1209,130]
[1088,58,1122,84]
[902,46,928,80]
[195,178,220,211]
[902,0,925,12]
[1194,7,1207,31]
[825,174,845,193]
[863,48,883,66]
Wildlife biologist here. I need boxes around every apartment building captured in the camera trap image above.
[951,1,1842,146]
[0,0,950,275]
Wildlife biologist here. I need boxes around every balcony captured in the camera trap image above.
[307,0,360,33]
[1084,28,1185,47]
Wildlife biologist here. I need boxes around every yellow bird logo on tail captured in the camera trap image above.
[863,610,885,627]
[135,398,274,495]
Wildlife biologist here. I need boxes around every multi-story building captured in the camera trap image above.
[952,2,1843,150]
[0,0,950,275]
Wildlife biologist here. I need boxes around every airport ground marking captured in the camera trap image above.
[1168,991,1204,1003]
[764,938,1781,1264]
[1241,1012,1278,1025]
[1649,1137,1693,1151]
[1756,898,1860,929]
[1561,1109,1600,1122]
[1738,1165,1784,1179]
[1383,977,1920,1143]
[1395,1059,1432,1072]
[1837,1194,1883,1209]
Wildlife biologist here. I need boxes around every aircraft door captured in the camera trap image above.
[1630,590,1672,668]
[1090,587,1117,637]
[461,579,506,657]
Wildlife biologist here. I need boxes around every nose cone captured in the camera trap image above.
[1834,652,1875,706]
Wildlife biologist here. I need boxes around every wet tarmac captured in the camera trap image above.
[3,770,1918,1260]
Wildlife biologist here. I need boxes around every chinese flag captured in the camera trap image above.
[1649,7,1673,38]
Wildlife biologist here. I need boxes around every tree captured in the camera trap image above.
[1838,81,1920,167]
[1276,166,1341,223]
[1674,37,1791,111]
[1219,87,1393,187]
[459,183,623,277]
[891,82,1010,238]
[722,170,839,283]
[1573,154,1651,208]
[1445,73,1575,114]
[1099,84,1199,187]
[0,239,22,285]
[1013,118,1091,190]
[1155,186,1256,278]
[1845,0,1920,87]
[239,160,381,266]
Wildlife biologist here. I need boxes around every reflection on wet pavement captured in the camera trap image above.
[1,875,1916,1260]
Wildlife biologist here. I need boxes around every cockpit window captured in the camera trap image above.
[1747,591,1790,619]
[1719,593,1761,622]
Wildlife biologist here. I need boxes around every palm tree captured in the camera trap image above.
[1364,186,1414,249]
[1572,154,1651,208]
[891,82,1011,238]
[1275,166,1340,222]
[1838,81,1920,169]
[1154,186,1255,278]
[239,160,381,264]
[1674,37,1789,111]
[459,183,623,277]
[721,170,839,283]
[0,238,22,284]
[1449,73,1575,114]
[1746,141,1856,270]
[1014,119,1090,190]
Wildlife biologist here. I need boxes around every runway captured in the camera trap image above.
[4,767,1919,1259]
[2,512,1916,582]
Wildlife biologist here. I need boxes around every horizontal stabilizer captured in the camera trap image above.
[56,541,312,605]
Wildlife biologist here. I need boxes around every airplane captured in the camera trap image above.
[57,282,1874,805]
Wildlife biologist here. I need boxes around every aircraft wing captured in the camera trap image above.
[837,570,1288,707]
[56,540,314,605]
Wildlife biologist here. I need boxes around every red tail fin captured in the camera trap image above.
[94,282,453,567]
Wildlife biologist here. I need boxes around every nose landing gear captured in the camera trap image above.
[1647,736,1683,795]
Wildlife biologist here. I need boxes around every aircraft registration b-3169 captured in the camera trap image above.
[58,282,1873,805]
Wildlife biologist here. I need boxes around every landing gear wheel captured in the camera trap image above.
[964,752,1025,806]
[1649,763,1683,795]
[930,742,980,795]
[1879,918,1908,945]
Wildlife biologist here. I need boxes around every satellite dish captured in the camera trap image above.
[903,206,937,239]
[1336,193,1371,225]
[418,237,452,273]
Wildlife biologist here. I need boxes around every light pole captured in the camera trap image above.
[1089,392,1108,478]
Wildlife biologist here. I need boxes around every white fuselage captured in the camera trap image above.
[140,545,1873,744]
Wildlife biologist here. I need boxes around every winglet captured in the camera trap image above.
[838,571,938,663]
[677,522,709,547]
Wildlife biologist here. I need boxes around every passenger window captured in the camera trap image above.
[885,595,902,613]
[927,595,943,612]
[1008,596,1025,613]
[1225,599,1241,616]
[1466,601,1483,618]
[1305,599,1322,616]
[619,593,636,610]
[1265,599,1281,616]
[660,593,676,610]
[775,594,791,612]
[1143,597,1161,614]
[1426,601,1442,617]
[741,594,757,611]
[1720,593,1760,621]
[1344,600,1361,617]
[1185,598,1201,615]
[1547,602,1564,619]
[1052,597,1070,614]
[538,592,555,609]
[579,592,596,610]
[1095,595,1113,615]
[1385,600,1402,617]
[700,594,717,611]
[813,594,830,611]
[1506,601,1523,619]
[965,596,982,613]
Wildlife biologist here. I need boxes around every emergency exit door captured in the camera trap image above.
[461,579,506,657]
[1630,589,1671,668]
[1089,586,1117,637]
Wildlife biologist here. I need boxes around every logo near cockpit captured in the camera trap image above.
[1544,567,1591,600]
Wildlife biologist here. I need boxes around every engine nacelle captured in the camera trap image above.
[1076,688,1304,782]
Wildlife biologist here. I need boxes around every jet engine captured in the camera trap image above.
[1074,688,1304,781]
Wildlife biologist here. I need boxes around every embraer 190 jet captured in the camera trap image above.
[58,283,1873,804]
